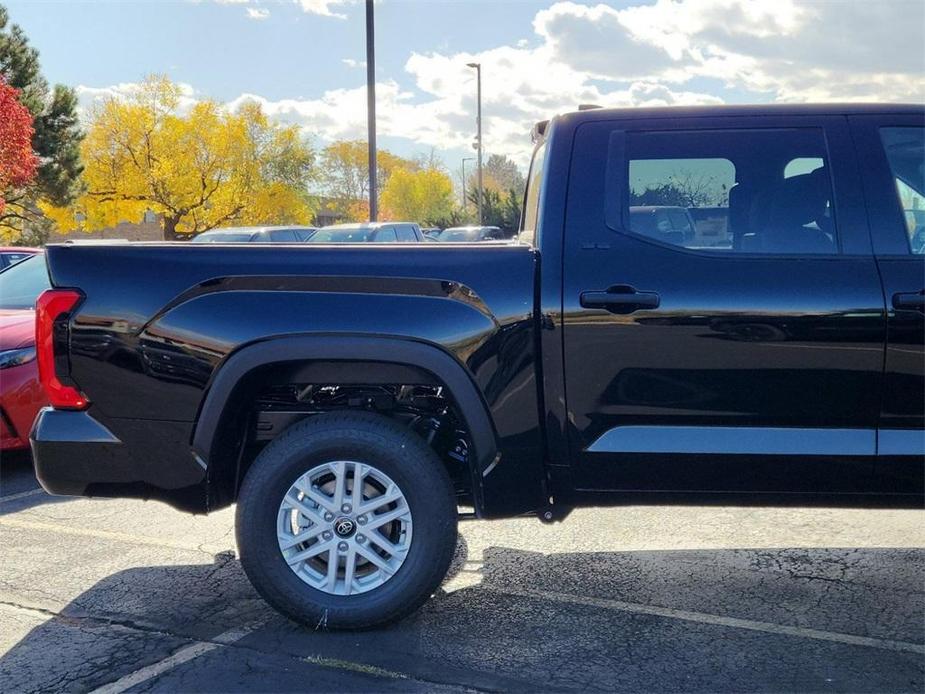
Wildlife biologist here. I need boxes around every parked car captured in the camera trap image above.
[30,104,924,629]
[0,253,49,451]
[420,227,442,239]
[306,222,425,243]
[628,206,696,245]
[0,246,40,269]
[191,226,317,243]
[437,225,504,242]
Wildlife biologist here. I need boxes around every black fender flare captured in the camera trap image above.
[191,334,499,488]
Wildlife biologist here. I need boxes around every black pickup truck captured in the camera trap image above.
[32,104,924,628]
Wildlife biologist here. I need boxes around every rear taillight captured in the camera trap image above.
[35,288,88,410]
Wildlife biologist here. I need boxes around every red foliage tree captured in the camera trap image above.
[0,78,38,213]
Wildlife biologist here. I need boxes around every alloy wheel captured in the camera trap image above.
[276,460,413,596]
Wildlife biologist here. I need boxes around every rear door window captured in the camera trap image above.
[621,129,838,254]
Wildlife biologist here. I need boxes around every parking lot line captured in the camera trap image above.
[301,655,408,680]
[0,488,45,503]
[89,624,260,694]
[89,640,222,694]
[0,517,216,554]
[495,586,925,655]
[87,621,433,693]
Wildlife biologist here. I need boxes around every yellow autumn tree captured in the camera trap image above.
[379,166,454,225]
[320,140,416,221]
[43,76,316,239]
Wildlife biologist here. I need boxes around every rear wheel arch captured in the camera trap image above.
[192,335,498,510]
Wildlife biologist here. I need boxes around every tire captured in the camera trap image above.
[236,411,457,629]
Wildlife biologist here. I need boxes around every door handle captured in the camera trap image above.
[892,290,925,312]
[580,285,660,313]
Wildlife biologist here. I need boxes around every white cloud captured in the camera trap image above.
[341,58,367,69]
[75,81,199,115]
[78,1,925,168]
[612,0,924,101]
[295,0,355,19]
[533,2,682,78]
[204,0,355,19]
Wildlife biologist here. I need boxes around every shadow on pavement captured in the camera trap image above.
[1,545,923,692]
[0,450,70,515]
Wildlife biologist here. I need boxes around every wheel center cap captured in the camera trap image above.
[333,517,356,538]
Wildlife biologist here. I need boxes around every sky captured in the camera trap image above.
[5,0,925,170]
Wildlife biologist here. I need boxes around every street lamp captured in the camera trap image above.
[366,0,378,221]
[461,157,474,211]
[466,62,483,225]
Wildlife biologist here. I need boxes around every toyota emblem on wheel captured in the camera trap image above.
[333,517,356,538]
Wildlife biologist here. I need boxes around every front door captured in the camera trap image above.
[562,114,885,495]
[851,114,925,490]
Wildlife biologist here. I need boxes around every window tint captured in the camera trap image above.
[784,157,824,178]
[191,231,256,243]
[1,252,32,267]
[373,228,398,243]
[0,255,50,309]
[438,227,479,242]
[307,227,371,243]
[396,225,417,242]
[294,229,315,241]
[520,140,546,246]
[623,129,837,254]
[269,229,298,242]
[879,127,925,255]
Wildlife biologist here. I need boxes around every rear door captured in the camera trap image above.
[561,114,885,494]
[850,114,925,487]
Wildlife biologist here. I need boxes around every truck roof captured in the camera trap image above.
[539,103,923,138]
[561,102,923,120]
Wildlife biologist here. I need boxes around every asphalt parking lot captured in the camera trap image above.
[1,450,923,693]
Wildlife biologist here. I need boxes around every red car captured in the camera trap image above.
[0,253,49,450]
[0,246,40,270]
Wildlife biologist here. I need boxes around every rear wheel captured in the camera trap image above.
[236,411,457,629]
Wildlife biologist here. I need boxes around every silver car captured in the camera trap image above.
[191,226,317,243]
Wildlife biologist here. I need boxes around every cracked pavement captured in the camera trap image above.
[0,450,923,693]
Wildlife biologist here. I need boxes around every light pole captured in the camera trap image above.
[461,157,474,211]
[466,62,483,225]
[366,0,378,221]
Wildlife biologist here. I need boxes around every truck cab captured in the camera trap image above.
[528,104,923,504]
